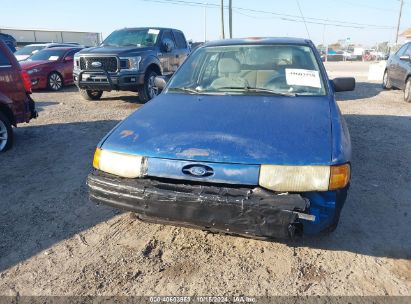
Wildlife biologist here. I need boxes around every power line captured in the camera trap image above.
[139,0,395,29]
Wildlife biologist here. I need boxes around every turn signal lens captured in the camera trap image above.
[93,148,102,169]
[329,164,351,190]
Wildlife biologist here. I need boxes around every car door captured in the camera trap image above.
[172,30,189,67]
[395,44,411,88]
[389,43,409,88]
[159,30,178,75]
[61,49,79,84]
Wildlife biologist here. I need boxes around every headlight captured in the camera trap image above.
[92,148,145,178]
[121,56,141,71]
[259,164,350,192]
[27,68,41,75]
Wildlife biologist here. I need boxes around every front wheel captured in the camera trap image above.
[138,70,159,103]
[404,78,411,103]
[382,70,392,90]
[48,72,63,91]
[80,89,103,101]
[0,112,13,153]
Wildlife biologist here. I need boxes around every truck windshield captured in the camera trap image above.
[167,44,326,96]
[102,29,160,47]
[27,49,66,61]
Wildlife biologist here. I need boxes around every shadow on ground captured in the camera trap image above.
[336,82,384,101]
[0,120,121,272]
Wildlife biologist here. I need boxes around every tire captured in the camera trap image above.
[47,72,63,91]
[0,112,13,153]
[404,78,411,103]
[382,70,392,90]
[79,89,103,101]
[138,70,159,103]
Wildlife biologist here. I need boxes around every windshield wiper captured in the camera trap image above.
[168,87,202,94]
[216,86,296,96]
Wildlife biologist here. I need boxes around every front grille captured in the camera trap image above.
[79,56,118,72]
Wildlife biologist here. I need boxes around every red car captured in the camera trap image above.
[0,41,37,152]
[20,47,83,91]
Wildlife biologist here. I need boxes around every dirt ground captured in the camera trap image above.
[0,62,410,297]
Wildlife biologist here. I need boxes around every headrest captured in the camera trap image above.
[218,58,241,74]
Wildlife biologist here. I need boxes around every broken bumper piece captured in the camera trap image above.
[87,170,312,239]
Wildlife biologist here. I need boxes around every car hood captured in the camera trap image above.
[20,60,51,70]
[101,94,333,165]
[78,45,155,56]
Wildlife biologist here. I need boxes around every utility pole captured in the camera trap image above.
[204,2,207,42]
[229,0,233,38]
[221,0,225,39]
[395,0,404,44]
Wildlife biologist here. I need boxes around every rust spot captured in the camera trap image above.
[177,148,210,158]
[120,130,134,139]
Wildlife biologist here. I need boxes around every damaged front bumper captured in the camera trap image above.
[87,170,318,239]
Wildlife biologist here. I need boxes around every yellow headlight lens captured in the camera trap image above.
[92,148,144,178]
[329,164,350,190]
[259,165,331,192]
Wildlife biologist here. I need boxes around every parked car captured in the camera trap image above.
[87,37,355,239]
[14,43,83,61]
[0,33,17,53]
[20,47,83,91]
[383,42,411,102]
[73,27,190,102]
[0,41,37,152]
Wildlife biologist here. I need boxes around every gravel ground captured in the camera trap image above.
[0,62,410,297]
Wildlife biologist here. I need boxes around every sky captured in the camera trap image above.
[1,0,411,46]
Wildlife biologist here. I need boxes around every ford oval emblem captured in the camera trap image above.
[91,61,102,68]
[182,164,214,178]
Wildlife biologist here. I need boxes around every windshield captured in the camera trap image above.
[27,49,66,61]
[102,28,160,47]
[167,44,326,96]
[15,46,45,56]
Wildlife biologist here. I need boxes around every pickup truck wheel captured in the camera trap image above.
[404,78,411,103]
[80,89,103,101]
[0,112,13,152]
[48,72,63,91]
[382,70,392,90]
[138,70,159,103]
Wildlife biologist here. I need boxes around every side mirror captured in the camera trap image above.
[162,40,173,53]
[154,76,167,90]
[332,77,355,92]
[400,55,410,62]
[64,56,73,62]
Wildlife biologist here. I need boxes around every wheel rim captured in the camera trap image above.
[0,119,8,151]
[49,73,62,90]
[90,90,100,97]
[147,75,158,99]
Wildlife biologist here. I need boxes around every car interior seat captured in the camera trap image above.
[210,58,249,89]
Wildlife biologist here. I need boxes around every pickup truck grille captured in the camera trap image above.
[79,56,118,72]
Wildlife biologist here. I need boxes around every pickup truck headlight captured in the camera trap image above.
[120,56,141,71]
[92,148,144,178]
[27,68,41,75]
[259,164,350,192]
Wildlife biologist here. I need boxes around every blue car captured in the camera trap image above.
[88,38,355,239]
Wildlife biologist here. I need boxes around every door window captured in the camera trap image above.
[0,50,11,66]
[173,31,187,49]
[396,43,409,57]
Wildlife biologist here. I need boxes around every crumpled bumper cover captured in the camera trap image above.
[87,170,311,239]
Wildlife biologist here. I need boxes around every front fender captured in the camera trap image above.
[329,98,352,164]
[141,55,162,75]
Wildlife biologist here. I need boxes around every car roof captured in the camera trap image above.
[37,46,83,51]
[117,27,182,32]
[203,37,312,47]
[25,43,77,47]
